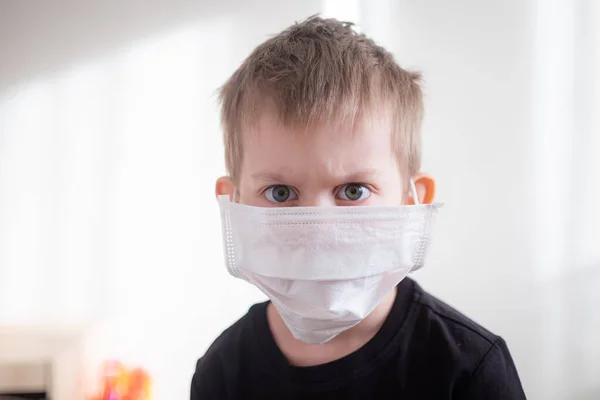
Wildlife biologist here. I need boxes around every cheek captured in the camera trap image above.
[239,195,262,207]
[236,180,264,207]
[369,191,404,206]
[376,172,407,206]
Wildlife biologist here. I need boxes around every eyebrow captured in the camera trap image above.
[250,171,290,183]
[341,168,380,182]
[250,168,381,183]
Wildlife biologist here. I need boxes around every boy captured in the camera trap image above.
[191,16,526,399]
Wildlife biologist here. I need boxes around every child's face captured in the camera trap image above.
[226,109,409,208]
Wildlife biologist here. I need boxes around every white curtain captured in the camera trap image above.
[0,16,245,397]
[1,22,225,324]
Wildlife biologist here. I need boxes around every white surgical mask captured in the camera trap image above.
[217,181,441,344]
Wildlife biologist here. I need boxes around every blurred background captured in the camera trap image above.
[0,0,599,398]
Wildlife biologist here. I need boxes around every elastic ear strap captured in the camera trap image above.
[410,179,420,205]
[232,189,238,203]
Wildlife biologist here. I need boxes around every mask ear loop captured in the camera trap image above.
[409,179,420,205]
[232,189,238,203]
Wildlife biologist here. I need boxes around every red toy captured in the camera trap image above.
[88,360,151,400]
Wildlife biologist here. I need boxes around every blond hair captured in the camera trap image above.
[219,15,424,183]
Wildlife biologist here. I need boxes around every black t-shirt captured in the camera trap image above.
[190,278,526,399]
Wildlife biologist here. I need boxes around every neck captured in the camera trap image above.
[267,287,397,367]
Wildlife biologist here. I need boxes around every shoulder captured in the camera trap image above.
[405,281,526,398]
[410,280,499,356]
[191,302,266,399]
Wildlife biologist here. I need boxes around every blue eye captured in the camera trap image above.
[337,183,371,202]
[265,185,298,203]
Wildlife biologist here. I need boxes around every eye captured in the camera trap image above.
[265,185,298,203]
[336,183,371,202]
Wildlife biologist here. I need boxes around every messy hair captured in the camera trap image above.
[219,15,424,183]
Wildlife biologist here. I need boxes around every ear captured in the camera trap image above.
[408,173,436,205]
[215,176,235,200]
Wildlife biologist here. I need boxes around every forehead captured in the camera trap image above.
[239,109,400,184]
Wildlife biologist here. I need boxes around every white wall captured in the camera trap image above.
[0,0,599,399]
